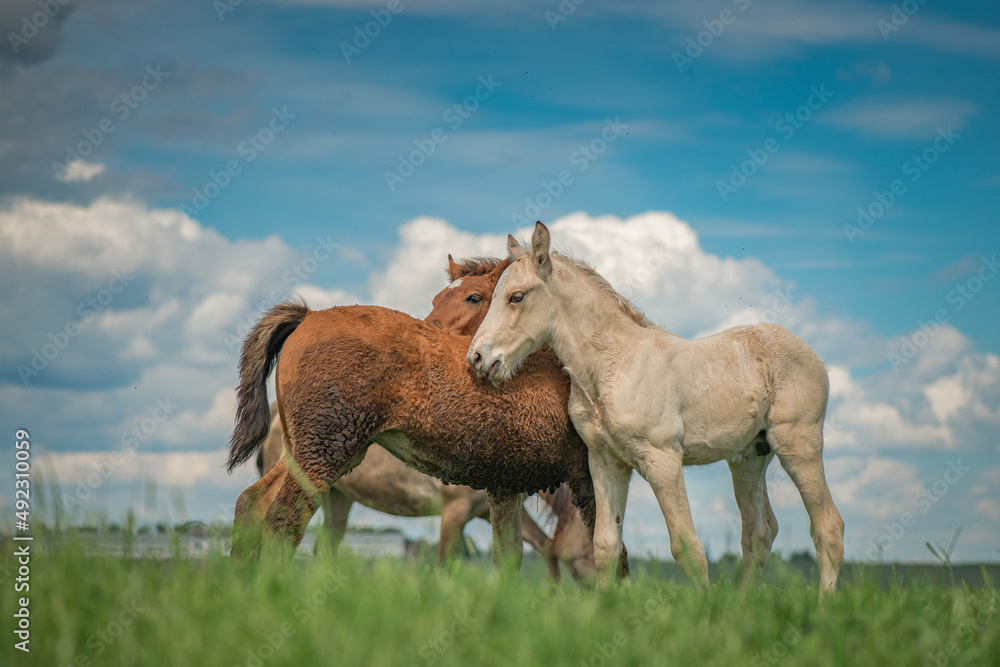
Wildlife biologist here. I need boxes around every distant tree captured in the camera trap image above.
[789,549,816,564]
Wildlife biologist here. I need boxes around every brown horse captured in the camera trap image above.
[257,401,594,581]
[428,256,595,581]
[229,256,619,576]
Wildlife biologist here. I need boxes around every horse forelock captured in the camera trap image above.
[551,252,658,329]
[447,256,505,280]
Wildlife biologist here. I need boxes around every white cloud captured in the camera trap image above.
[625,1,1000,62]
[295,284,360,310]
[370,216,512,318]
[827,365,855,399]
[826,456,924,520]
[41,448,246,490]
[373,211,886,367]
[0,197,359,463]
[373,211,780,336]
[924,374,973,425]
[822,97,977,140]
[58,159,106,183]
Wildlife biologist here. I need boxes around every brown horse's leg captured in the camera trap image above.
[438,492,475,564]
[519,509,559,582]
[519,507,551,554]
[318,487,352,557]
[260,453,332,563]
[232,460,289,562]
[487,491,524,577]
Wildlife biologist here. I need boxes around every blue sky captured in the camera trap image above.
[1,0,998,563]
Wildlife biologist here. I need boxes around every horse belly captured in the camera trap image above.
[336,442,443,517]
[673,353,771,464]
[679,428,758,466]
[677,391,767,465]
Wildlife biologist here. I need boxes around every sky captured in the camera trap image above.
[0,0,998,564]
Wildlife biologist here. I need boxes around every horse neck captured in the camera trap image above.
[544,264,640,395]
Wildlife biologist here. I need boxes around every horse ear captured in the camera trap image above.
[507,234,521,258]
[531,222,551,279]
[446,254,463,281]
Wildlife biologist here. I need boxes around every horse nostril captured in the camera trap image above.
[472,352,482,367]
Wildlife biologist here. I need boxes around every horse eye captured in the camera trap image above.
[509,292,525,304]
[466,294,482,304]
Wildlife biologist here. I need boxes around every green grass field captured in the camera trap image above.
[3,536,998,667]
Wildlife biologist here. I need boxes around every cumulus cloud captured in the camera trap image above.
[373,211,885,363]
[0,196,358,464]
[374,211,786,336]
[0,196,357,386]
[823,327,1000,453]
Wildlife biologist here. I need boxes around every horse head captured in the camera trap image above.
[426,255,509,336]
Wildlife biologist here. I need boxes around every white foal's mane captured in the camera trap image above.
[550,252,659,329]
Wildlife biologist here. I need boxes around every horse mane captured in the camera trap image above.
[448,256,504,279]
[552,252,658,328]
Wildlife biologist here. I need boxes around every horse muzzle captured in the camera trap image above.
[468,347,504,383]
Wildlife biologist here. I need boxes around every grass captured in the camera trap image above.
[3,535,998,667]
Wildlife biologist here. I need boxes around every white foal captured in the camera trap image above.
[468,222,844,597]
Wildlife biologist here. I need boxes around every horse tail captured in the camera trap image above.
[227,301,309,473]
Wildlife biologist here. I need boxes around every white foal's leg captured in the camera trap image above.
[728,452,777,587]
[588,448,632,590]
[771,424,844,598]
[643,448,709,589]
